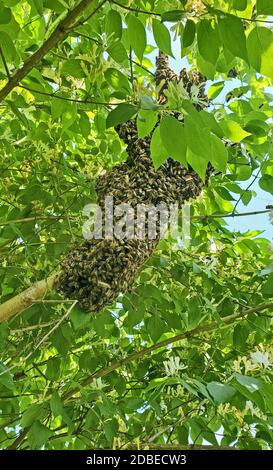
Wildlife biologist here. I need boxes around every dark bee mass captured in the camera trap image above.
[55,53,211,313]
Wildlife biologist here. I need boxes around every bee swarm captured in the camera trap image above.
[55,53,210,313]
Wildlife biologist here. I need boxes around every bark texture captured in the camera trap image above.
[0,275,56,323]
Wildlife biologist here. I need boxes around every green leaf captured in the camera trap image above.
[105,9,122,39]
[257,0,273,15]
[61,103,77,131]
[261,273,273,295]
[0,6,11,24]
[106,103,138,128]
[210,134,228,172]
[21,403,47,427]
[51,324,74,354]
[85,409,100,428]
[259,175,273,194]
[137,110,157,138]
[199,110,224,138]
[161,10,184,22]
[43,0,65,13]
[51,97,67,120]
[140,95,159,111]
[104,419,119,444]
[261,383,273,414]
[160,116,187,166]
[207,381,236,404]
[260,263,273,276]
[128,15,146,61]
[152,19,173,57]
[150,126,169,169]
[186,147,208,182]
[197,20,219,64]
[219,119,250,142]
[33,0,43,15]
[196,52,215,79]
[79,350,98,371]
[28,421,52,449]
[0,31,16,62]
[208,81,225,100]
[247,27,273,79]
[62,59,85,79]
[183,19,196,48]
[184,113,211,159]
[50,391,63,418]
[0,361,14,390]
[233,324,249,349]
[218,16,248,63]
[0,10,20,39]
[46,358,61,381]
[235,373,262,393]
[215,186,235,201]
[107,41,128,65]
[241,190,252,206]
[232,0,247,10]
[79,112,91,139]
[70,304,91,330]
[105,68,131,94]
[147,315,166,342]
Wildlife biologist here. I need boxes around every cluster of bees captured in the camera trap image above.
[55,54,210,313]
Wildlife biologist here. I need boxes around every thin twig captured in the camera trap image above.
[10,318,70,334]
[0,46,10,79]
[192,209,271,220]
[27,300,78,356]
[74,31,102,45]
[19,85,119,107]
[232,165,264,214]
[111,0,161,17]
[132,59,155,76]
[129,47,134,88]
[0,215,59,227]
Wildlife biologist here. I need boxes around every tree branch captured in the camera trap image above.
[111,0,161,17]
[7,426,30,450]
[0,215,59,227]
[0,274,57,323]
[62,301,273,401]
[19,85,118,107]
[0,209,269,228]
[192,209,271,220]
[0,0,105,103]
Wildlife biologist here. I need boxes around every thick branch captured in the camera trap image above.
[0,0,102,103]
[62,301,273,401]
[0,274,57,323]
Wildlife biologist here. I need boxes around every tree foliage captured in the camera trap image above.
[0,0,273,450]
